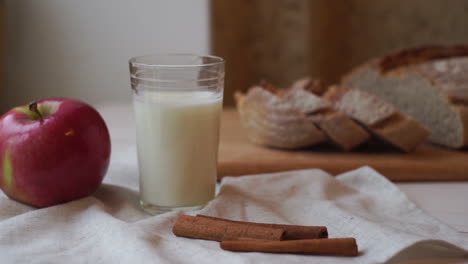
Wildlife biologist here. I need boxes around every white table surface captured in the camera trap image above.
[97,103,468,238]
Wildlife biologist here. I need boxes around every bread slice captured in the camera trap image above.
[323,86,430,152]
[308,110,371,151]
[235,86,327,149]
[280,84,331,114]
[281,83,370,150]
[342,45,468,148]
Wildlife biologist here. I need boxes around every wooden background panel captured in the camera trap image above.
[0,0,5,114]
[211,0,309,106]
[309,0,468,85]
[212,0,468,105]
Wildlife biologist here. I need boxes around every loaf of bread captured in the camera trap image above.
[323,86,431,152]
[342,45,468,148]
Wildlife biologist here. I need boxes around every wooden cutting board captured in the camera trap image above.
[218,109,468,181]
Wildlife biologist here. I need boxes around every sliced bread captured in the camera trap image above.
[236,82,370,150]
[281,82,370,150]
[342,45,468,148]
[323,85,431,152]
[235,86,327,149]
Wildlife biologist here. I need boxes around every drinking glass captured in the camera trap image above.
[129,54,224,215]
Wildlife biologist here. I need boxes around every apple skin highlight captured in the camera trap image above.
[0,98,111,208]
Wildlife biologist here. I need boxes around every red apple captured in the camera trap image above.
[0,98,111,208]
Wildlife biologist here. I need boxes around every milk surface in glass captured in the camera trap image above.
[134,91,222,208]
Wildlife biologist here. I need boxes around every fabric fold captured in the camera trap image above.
[1,166,467,263]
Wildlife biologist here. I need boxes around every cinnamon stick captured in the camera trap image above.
[172,215,284,241]
[220,238,358,256]
[197,215,328,240]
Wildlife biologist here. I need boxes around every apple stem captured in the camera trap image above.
[28,101,43,121]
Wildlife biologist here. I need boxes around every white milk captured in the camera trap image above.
[134,91,222,208]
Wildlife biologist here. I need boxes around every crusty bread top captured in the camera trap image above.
[281,87,330,114]
[248,81,331,114]
[342,45,468,105]
[415,57,468,104]
[377,45,468,73]
[323,85,397,125]
[289,77,328,96]
[240,84,332,119]
[235,86,328,149]
[244,85,280,107]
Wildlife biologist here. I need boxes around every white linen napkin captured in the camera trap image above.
[1,144,467,263]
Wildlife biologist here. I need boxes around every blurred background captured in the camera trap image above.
[1,0,210,113]
[2,0,468,111]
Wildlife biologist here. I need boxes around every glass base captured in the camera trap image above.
[139,200,206,215]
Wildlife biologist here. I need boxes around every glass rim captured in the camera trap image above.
[129,53,225,68]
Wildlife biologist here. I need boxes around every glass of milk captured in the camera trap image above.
[129,54,224,215]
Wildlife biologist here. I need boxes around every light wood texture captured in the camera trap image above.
[219,109,468,181]
[211,0,310,106]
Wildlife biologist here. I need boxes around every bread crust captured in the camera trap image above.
[342,45,468,84]
[341,45,468,148]
[324,86,430,152]
[290,77,328,96]
[235,88,327,149]
[323,85,397,126]
[271,83,371,150]
[309,110,370,151]
[371,114,431,152]
[377,45,468,74]
[414,57,468,104]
